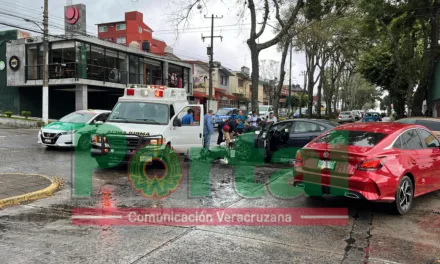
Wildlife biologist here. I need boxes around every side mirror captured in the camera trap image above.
[255,130,261,135]
[95,121,104,126]
[284,128,289,133]
[173,118,181,127]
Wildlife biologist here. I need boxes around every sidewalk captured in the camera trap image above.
[0,173,61,209]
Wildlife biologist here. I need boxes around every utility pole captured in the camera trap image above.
[202,14,223,111]
[299,70,307,116]
[42,0,49,124]
[287,41,293,114]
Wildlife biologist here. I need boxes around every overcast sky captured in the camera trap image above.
[0,0,305,86]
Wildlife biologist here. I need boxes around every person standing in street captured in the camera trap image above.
[236,110,246,134]
[249,110,258,127]
[267,111,277,123]
[203,110,215,150]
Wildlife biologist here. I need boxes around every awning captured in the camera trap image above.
[193,92,208,98]
[214,88,227,93]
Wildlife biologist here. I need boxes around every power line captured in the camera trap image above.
[153,23,251,33]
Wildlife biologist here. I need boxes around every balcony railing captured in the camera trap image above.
[24,63,193,94]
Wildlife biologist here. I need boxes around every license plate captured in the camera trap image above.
[140,156,152,162]
[317,160,336,170]
[44,139,52,144]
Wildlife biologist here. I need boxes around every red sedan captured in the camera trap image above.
[292,122,440,214]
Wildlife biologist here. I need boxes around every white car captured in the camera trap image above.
[38,110,111,149]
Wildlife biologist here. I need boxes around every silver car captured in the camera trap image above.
[338,111,356,123]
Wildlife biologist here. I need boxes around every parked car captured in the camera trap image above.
[363,112,382,122]
[352,110,362,121]
[258,105,273,120]
[292,122,440,214]
[263,119,337,163]
[213,108,239,127]
[338,111,356,123]
[293,108,310,118]
[395,117,440,138]
[37,110,111,150]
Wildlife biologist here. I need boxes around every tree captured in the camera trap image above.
[357,0,440,116]
[168,0,304,114]
[260,59,281,107]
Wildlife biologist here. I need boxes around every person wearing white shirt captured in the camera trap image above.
[267,111,277,123]
[249,110,258,127]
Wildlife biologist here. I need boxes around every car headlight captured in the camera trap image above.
[92,135,108,143]
[222,118,227,122]
[61,130,76,135]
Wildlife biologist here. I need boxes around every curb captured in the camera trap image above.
[0,173,63,209]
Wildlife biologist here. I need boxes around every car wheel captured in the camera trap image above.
[394,175,414,215]
[78,134,91,150]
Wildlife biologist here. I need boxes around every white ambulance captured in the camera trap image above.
[90,86,204,167]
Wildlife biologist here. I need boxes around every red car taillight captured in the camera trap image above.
[294,151,303,167]
[348,115,352,118]
[338,115,342,118]
[358,158,386,171]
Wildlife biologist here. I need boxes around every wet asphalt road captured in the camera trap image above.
[0,125,439,264]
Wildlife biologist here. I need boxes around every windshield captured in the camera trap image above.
[59,112,95,123]
[260,106,269,111]
[341,111,352,115]
[314,130,387,147]
[216,109,232,116]
[108,102,169,125]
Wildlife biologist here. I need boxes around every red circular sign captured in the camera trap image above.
[65,6,79,25]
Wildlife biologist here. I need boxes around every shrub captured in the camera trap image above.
[4,111,12,118]
[21,111,32,119]
[36,121,46,127]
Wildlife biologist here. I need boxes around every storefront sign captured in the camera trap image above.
[64,4,86,35]
[9,56,20,71]
[0,61,5,71]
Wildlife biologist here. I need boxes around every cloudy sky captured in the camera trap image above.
[0,0,305,86]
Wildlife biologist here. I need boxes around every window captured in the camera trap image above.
[314,130,388,147]
[401,130,424,149]
[108,102,169,125]
[116,23,126,31]
[143,58,163,85]
[417,129,440,148]
[93,113,110,123]
[60,112,96,123]
[177,106,201,126]
[168,64,184,88]
[116,37,126,44]
[138,26,142,33]
[238,79,244,87]
[220,75,227,85]
[129,55,139,84]
[393,137,403,149]
[98,26,108,32]
[271,122,293,133]
[294,122,324,134]
[26,44,43,80]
